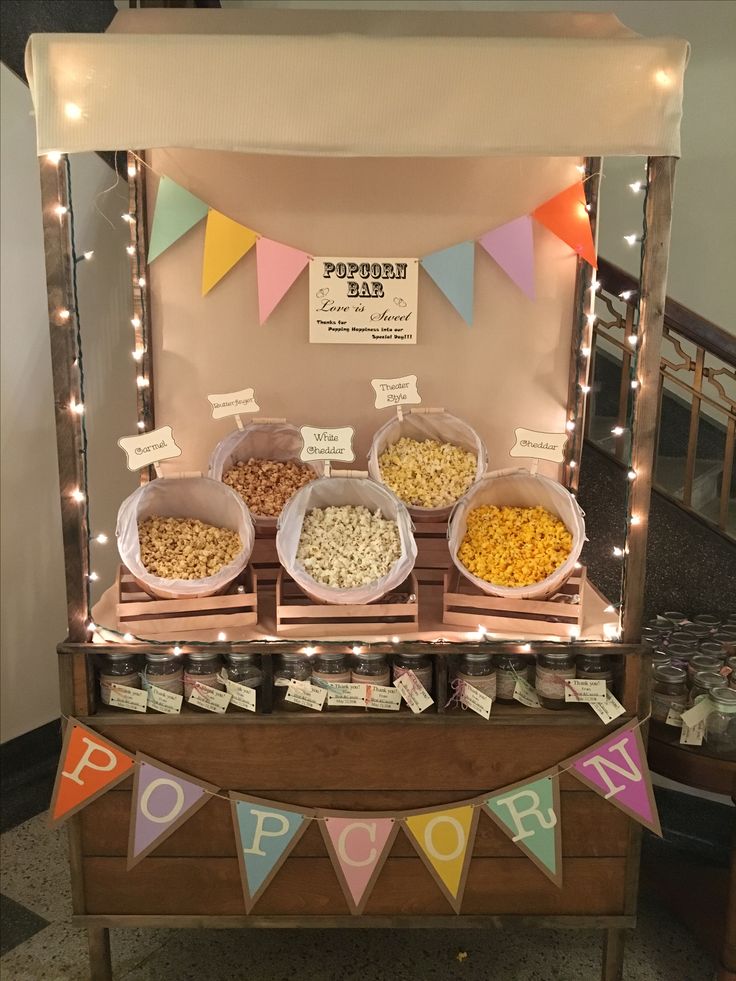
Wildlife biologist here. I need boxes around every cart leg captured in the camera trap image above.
[88,927,113,981]
[602,928,626,981]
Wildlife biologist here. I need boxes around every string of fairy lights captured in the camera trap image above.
[47,149,651,654]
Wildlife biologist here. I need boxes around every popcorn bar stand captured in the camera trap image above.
[26,9,689,980]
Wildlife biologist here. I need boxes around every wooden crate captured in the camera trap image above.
[413,517,451,584]
[443,567,586,639]
[116,566,258,634]
[276,571,419,637]
[250,527,280,584]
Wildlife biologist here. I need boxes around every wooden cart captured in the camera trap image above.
[27,8,688,980]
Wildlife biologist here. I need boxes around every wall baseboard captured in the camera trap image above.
[1,719,62,830]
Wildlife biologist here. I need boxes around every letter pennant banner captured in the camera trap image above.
[532,180,598,269]
[402,804,479,913]
[478,215,536,300]
[318,812,400,915]
[128,754,220,870]
[48,719,135,827]
[147,177,209,263]
[483,768,562,887]
[256,238,311,324]
[201,210,258,296]
[230,793,314,912]
[420,241,475,326]
[565,721,662,836]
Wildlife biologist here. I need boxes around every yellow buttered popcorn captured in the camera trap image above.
[378,437,476,509]
[458,505,573,588]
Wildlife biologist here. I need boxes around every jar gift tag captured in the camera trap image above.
[225,679,257,713]
[513,678,541,708]
[564,679,608,704]
[680,697,716,729]
[459,681,493,720]
[680,720,705,746]
[189,682,231,714]
[147,686,183,715]
[327,683,368,708]
[284,679,326,711]
[665,705,684,728]
[109,684,148,713]
[394,670,434,714]
[589,691,627,724]
[365,684,402,711]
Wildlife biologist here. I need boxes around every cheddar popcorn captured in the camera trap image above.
[296,505,401,588]
[457,505,573,588]
[378,437,476,509]
[138,516,242,580]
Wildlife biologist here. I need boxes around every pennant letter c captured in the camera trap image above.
[337,822,377,868]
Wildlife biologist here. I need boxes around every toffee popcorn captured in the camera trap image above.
[223,458,316,517]
[138,516,242,580]
[296,506,401,588]
[378,437,476,509]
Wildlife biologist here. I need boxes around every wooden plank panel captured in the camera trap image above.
[82,856,626,916]
[91,721,607,790]
[80,790,628,859]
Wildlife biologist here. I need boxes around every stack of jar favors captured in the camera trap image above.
[115,412,585,608]
[646,611,736,757]
[97,647,623,714]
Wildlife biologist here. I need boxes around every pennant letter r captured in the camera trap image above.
[493,789,557,843]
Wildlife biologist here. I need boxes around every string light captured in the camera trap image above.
[569,460,577,469]
[630,515,642,525]
[126,245,135,256]
[58,308,71,322]
[627,334,638,346]
[575,164,586,174]
[86,620,97,633]
[612,546,624,557]
[121,213,135,224]
[131,316,141,328]
[137,421,146,430]
[351,645,362,655]
[123,633,134,643]
[655,69,672,88]
[580,346,591,357]
[64,102,82,120]
[619,290,634,301]
[69,399,84,415]
[89,571,99,582]
[631,379,640,390]
[604,605,616,614]
[217,631,227,641]
[520,643,532,653]
[132,349,144,361]
[54,204,68,217]
[173,646,182,655]
[71,488,85,502]
[566,421,575,432]
[94,533,108,544]
[391,636,400,644]
[47,151,62,165]
[82,250,94,262]
[574,561,582,570]
[611,426,625,436]
[623,234,639,247]
[629,181,644,193]
[136,375,149,388]
[127,164,137,178]
[581,384,591,394]
[138,277,146,288]
[303,646,317,656]
[627,469,637,480]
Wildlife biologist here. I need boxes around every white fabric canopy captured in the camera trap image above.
[25,9,688,158]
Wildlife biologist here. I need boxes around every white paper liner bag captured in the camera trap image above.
[276,477,417,605]
[208,422,324,530]
[448,469,586,600]
[116,476,255,599]
[367,410,487,520]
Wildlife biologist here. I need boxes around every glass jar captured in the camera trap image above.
[98,652,142,706]
[642,627,665,647]
[225,653,263,711]
[690,670,727,705]
[649,615,675,632]
[698,641,727,661]
[535,650,576,710]
[142,652,183,695]
[651,651,671,674]
[184,652,224,700]
[670,631,699,648]
[392,652,433,694]
[666,643,696,670]
[693,613,720,631]
[727,656,736,690]
[687,654,724,684]
[680,624,711,641]
[576,653,614,690]
[704,687,736,757]
[312,651,351,686]
[494,654,529,702]
[714,632,736,656]
[651,664,687,722]
[273,653,312,710]
[352,652,390,687]
[662,611,688,626]
[455,653,496,701]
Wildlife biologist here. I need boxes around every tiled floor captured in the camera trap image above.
[0,809,719,981]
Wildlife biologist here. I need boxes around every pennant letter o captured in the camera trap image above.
[62,737,117,786]
[423,815,465,862]
[140,778,185,824]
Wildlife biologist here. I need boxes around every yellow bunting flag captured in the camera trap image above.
[201,209,258,296]
[402,804,479,913]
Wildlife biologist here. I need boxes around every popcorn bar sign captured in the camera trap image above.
[309,257,418,344]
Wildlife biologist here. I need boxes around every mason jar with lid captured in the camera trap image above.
[455,653,496,701]
[184,652,224,701]
[693,613,720,631]
[494,654,529,702]
[680,624,711,641]
[351,652,390,687]
[670,631,699,648]
[576,653,614,690]
[699,640,727,661]
[663,611,688,625]
[704,687,736,757]
[225,653,263,711]
[535,650,576,710]
[392,652,433,694]
[651,664,687,722]
[274,653,312,710]
[690,670,727,705]
[666,643,696,670]
[652,650,671,674]
[312,651,351,686]
[649,616,675,632]
[142,652,183,695]
[713,632,736,656]
[687,653,724,683]
[727,656,736,690]
[98,652,142,706]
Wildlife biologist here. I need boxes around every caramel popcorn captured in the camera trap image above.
[378,437,477,508]
[296,505,401,588]
[223,458,316,517]
[138,516,242,580]
[458,505,572,587]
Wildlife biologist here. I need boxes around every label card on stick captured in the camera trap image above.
[309,257,418,345]
[299,426,355,463]
[118,425,182,472]
[207,388,260,420]
[460,682,493,720]
[188,683,231,714]
[510,428,568,464]
[147,686,183,715]
[394,670,434,714]
[109,684,148,713]
[371,375,421,410]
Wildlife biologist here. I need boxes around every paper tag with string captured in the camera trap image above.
[109,684,148,713]
[394,670,434,714]
[513,678,541,708]
[118,425,182,475]
[147,685,183,715]
[459,681,493,720]
[189,682,231,714]
[589,690,627,723]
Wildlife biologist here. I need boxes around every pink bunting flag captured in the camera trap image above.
[256,238,310,324]
[319,813,400,915]
[478,215,535,299]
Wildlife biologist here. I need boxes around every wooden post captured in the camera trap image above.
[602,927,626,981]
[87,927,113,981]
[39,155,90,643]
[622,157,677,643]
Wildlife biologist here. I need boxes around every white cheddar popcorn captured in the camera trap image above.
[378,437,476,509]
[296,505,401,588]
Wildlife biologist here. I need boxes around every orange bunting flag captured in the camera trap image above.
[201,209,258,296]
[532,181,597,269]
[49,719,135,827]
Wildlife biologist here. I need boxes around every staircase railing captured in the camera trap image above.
[586,259,736,541]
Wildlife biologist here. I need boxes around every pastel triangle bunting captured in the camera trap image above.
[319,814,399,915]
[420,241,475,325]
[201,210,258,295]
[127,755,219,870]
[532,180,597,268]
[402,804,479,913]
[256,238,310,324]
[478,215,536,299]
[148,177,209,263]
